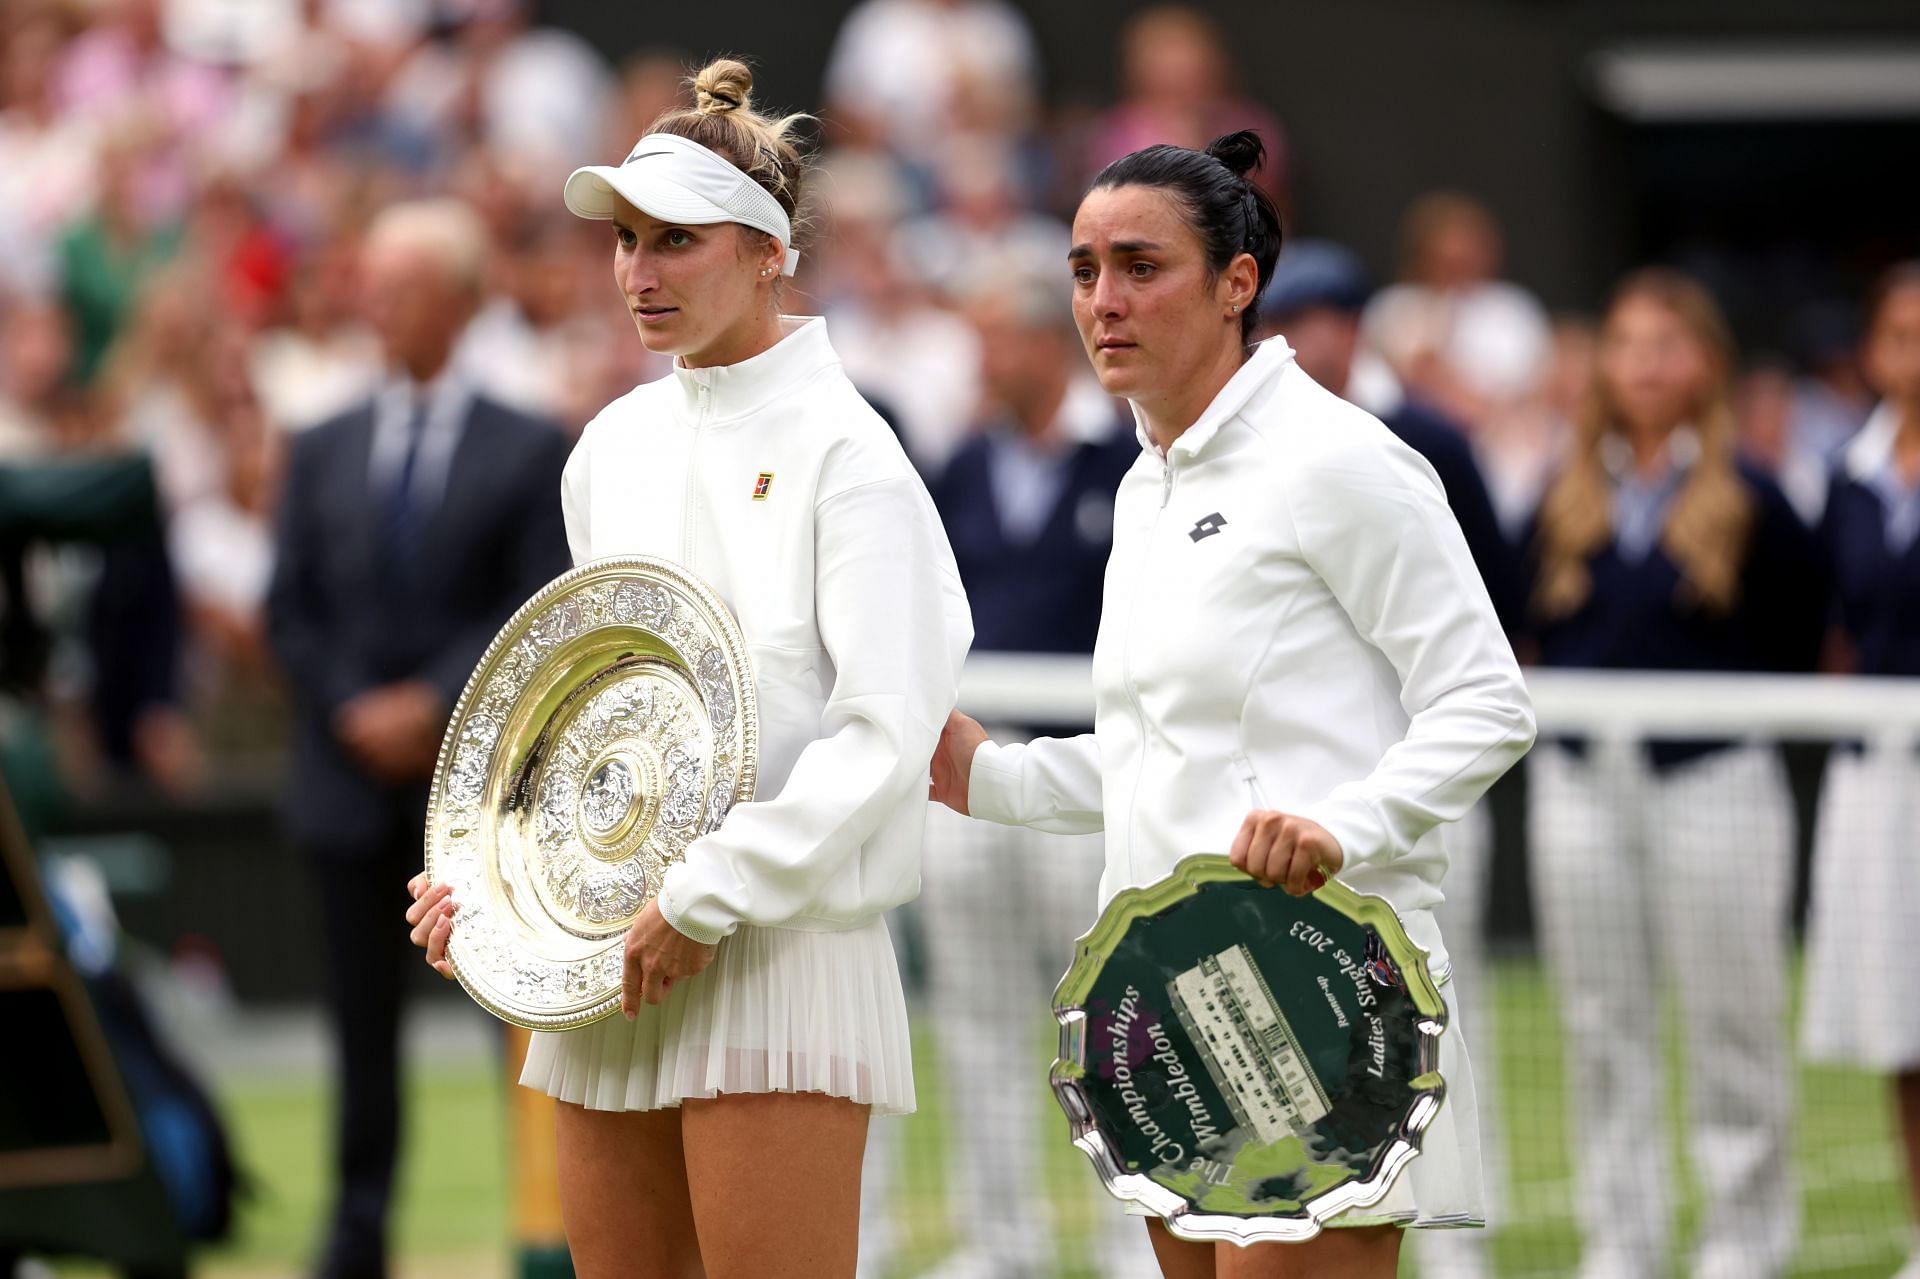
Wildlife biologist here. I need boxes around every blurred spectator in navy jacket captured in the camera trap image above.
[931,271,1134,657]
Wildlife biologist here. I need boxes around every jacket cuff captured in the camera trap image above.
[656,865,732,946]
[966,740,1022,825]
[1297,793,1386,874]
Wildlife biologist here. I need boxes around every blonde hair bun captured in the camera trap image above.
[644,54,811,233]
[693,58,753,116]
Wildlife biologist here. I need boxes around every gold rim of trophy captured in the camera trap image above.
[424,556,758,1031]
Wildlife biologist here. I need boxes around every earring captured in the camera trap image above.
[1231,303,1241,313]
[761,267,773,277]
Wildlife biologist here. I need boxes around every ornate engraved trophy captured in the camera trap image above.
[424,557,757,1031]
[1051,854,1448,1242]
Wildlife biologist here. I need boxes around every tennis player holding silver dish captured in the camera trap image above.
[407,59,971,1278]
[930,132,1535,1278]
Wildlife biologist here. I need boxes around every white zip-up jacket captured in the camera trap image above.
[967,338,1534,976]
[561,316,973,945]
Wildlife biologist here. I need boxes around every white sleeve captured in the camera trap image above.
[1289,438,1535,870]
[967,733,1104,835]
[656,476,971,943]
[559,431,591,566]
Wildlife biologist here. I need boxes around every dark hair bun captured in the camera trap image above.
[1205,129,1266,180]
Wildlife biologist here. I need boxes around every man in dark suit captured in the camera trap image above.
[266,199,571,1279]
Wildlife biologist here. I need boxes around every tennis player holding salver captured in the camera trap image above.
[407,59,971,1278]
[930,132,1534,1279]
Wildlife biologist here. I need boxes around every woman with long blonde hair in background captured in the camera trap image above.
[1525,268,1827,1279]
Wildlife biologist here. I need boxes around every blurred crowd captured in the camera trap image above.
[0,0,1894,794]
[0,0,649,798]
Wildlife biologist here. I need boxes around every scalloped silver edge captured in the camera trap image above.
[1049,852,1449,1244]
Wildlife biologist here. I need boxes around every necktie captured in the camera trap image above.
[382,392,431,572]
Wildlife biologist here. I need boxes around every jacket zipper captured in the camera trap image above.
[1120,453,1175,884]
[682,380,709,564]
[1232,750,1267,809]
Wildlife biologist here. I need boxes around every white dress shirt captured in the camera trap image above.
[367,366,471,519]
[1845,401,1920,553]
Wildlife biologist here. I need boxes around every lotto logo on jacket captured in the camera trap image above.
[1190,512,1228,542]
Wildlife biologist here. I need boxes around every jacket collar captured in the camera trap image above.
[671,315,839,422]
[1844,400,1903,482]
[1130,336,1296,459]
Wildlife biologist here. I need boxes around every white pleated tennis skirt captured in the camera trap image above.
[1801,748,1920,1071]
[518,915,917,1115]
[1120,979,1485,1231]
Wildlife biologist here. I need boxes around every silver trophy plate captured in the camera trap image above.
[1052,854,1449,1243]
[424,556,757,1031]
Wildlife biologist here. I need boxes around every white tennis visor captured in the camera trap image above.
[563,132,800,276]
